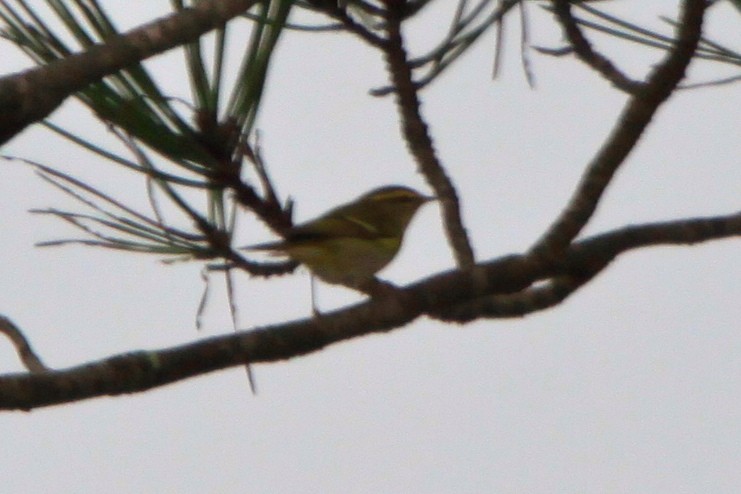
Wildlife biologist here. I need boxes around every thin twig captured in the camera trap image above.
[0,316,48,373]
[551,0,643,93]
[318,2,386,47]
[519,0,535,88]
[225,267,257,394]
[680,74,741,89]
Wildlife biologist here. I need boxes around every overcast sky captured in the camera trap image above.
[1,2,740,492]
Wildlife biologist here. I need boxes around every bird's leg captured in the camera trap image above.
[310,275,322,317]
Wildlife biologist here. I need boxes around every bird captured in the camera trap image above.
[245,185,433,294]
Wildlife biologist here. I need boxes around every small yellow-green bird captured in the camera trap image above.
[246,185,433,292]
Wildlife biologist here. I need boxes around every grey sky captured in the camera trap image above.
[1,2,739,492]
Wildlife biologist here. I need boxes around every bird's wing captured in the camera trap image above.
[286,212,382,243]
[245,205,384,251]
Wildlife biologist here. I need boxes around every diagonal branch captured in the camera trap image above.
[0,0,259,145]
[529,0,708,260]
[1,209,738,411]
[382,3,475,268]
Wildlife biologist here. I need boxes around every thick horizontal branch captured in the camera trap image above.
[1,211,738,411]
[0,0,258,146]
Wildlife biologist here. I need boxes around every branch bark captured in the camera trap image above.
[551,0,643,93]
[531,0,707,259]
[382,3,476,269]
[0,0,259,146]
[2,210,738,411]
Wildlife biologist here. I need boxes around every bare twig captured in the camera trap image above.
[0,316,48,373]
[492,3,506,79]
[375,0,520,95]
[312,2,386,47]
[225,268,258,394]
[551,0,643,93]
[519,0,536,89]
[680,74,741,89]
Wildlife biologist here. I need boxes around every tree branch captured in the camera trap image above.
[551,0,643,93]
[435,275,588,322]
[0,316,48,373]
[2,210,738,411]
[0,0,259,146]
[382,3,475,268]
[530,0,707,260]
